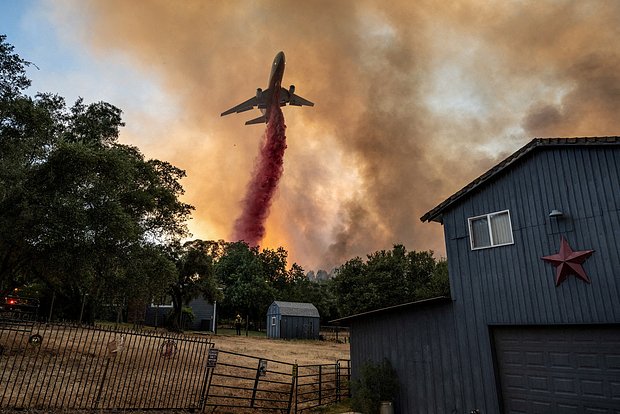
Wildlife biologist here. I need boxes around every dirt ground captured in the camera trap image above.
[206,332,350,366]
[0,327,349,414]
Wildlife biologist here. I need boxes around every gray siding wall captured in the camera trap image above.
[266,302,280,338]
[280,316,320,339]
[187,298,214,330]
[144,298,213,331]
[440,146,620,412]
[350,301,463,414]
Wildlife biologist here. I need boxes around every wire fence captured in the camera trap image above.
[0,318,349,412]
[295,359,350,413]
[319,326,350,343]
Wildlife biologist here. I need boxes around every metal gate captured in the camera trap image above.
[295,359,350,412]
[203,349,351,413]
[203,349,296,413]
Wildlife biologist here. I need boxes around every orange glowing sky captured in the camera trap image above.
[4,1,619,270]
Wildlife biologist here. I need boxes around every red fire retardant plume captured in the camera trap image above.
[232,100,287,247]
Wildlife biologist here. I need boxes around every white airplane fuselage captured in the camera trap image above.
[261,51,286,122]
[220,51,313,125]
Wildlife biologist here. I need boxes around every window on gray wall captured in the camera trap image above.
[468,210,514,250]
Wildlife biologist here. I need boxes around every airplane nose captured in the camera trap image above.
[277,51,285,65]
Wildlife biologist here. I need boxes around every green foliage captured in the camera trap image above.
[165,305,195,330]
[0,36,192,321]
[214,241,277,327]
[332,245,449,316]
[351,359,399,414]
[276,269,339,324]
[212,241,338,328]
[0,34,31,98]
[166,239,223,331]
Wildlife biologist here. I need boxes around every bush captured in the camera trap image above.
[351,358,399,414]
[165,306,195,330]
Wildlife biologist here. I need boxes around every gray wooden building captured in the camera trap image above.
[335,137,620,413]
[145,296,214,331]
[266,301,320,339]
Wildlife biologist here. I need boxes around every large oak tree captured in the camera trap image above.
[0,35,192,321]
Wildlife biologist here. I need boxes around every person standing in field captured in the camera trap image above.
[235,314,242,335]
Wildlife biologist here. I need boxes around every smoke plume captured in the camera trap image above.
[232,98,287,246]
[54,1,620,270]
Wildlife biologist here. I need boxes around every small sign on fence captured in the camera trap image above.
[107,335,125,357]
[207,348,219,368]
[28,334,43,346]
[258,359,267,377]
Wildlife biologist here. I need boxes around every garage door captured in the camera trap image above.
[493,325,620,414]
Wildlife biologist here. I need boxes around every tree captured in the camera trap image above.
[0,36,193,321]
[214,241,276,328]
[214,242,327,329]
[332,245,449,316]
[274,264,340,323]
[167,239,224,331]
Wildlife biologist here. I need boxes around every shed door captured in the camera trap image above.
[493,325,620,414]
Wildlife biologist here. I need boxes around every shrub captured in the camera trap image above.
[165,306,195,330]
[351,358,399,414]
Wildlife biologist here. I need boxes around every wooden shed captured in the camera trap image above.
[266,301,320,339]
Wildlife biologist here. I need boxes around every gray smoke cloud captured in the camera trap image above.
[54,0,620,269]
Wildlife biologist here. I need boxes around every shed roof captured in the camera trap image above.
[272,301,320,318]
[330,296,451,325]
[420,136,620,224]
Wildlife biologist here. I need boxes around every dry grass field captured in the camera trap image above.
[1,323,351,413]
[208,332,350,365]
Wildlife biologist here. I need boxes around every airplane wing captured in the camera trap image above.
[280,87,314,107]
[245,115,267,125]
[289,93,314,107]
[221,96,259,116]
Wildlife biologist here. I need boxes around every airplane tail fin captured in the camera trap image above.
[245,115,267,125]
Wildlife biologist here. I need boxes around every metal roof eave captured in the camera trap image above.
[329,296,452,325]
[420,136,620,224]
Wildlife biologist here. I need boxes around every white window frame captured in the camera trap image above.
[271,316,277,326]
[468,209,514,250]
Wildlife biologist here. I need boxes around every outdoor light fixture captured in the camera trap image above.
[549,209,564,218]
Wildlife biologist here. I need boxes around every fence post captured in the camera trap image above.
[198,366,213,411]
[288,362,297,414]
[318,365,322,406]
[200,347,218,412]
[336,361,340,402]
[250,358,265,408]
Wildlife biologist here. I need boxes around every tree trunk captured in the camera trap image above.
[170,290,183,332]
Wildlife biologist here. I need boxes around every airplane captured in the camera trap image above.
[221,51,314,125]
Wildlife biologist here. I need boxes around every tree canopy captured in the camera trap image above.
[166,239,224,330]
[0,35,192,320]
[332,245,449,317]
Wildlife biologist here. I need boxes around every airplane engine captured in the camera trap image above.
[256,88,263,99]
[289,85,295,95]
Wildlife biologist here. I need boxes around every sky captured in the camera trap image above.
[1,0,619,271]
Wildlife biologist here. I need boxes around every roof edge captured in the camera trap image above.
[420,136,620,223]
[329,296,452,325]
